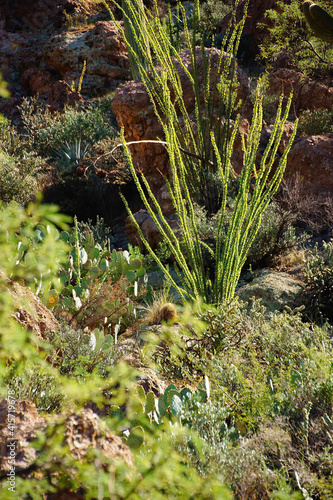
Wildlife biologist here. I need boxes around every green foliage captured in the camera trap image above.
[0,72,9,98]
[298,107,333,135]
[53,139,91,175]
[0,150,41,204]
[302,238,333,322]
[45,324,119,379]
[19,98,112,157]
[0,117,46,204]
[121,0,150,80]
[199,0,233,44]
[258,0,333,74]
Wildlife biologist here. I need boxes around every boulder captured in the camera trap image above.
[65,409,133,467]
[237,269,304,314]
[0,400,133,477]
[48,80,84,111]
[1,275,60,339]
[268,69,333,114]
[44,21,130,95]
[285,134,333,198]
[125,209,179,251]
[0,399,46,475]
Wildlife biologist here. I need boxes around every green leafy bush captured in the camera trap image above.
[20,98,112,157]
[298,108,333,135]
[302,238,333,322]
[0,116,46,204]
[0,150,41,204]
[45,324,119,378]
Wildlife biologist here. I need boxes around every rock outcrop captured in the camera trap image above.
[268,69,333,113]
[44,21,130,95]
[1,274,60,339]
[0,18,129,102]
[285,133,333,198]
[0,400,133,477]
[237,269,304,314]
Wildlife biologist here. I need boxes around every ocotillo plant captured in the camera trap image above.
[121,0,151,80]
[121,81,297,304]
[105,0,246,215]
[302,1,333,43]
[107,0,298,304]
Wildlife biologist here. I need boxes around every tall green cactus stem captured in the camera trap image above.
[302,1,333,43]
[121,0,150,80]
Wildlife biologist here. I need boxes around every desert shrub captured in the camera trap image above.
[45,324,119,378]
[0,150,41,204]
[19,98,112,157]
[298,108,333,136]
[0,116,47,204]
[6,368,64,413]
[302,238,333,322]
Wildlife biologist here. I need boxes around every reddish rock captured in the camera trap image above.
[21,68,54,96]
[65,409,133,467]
[0,399,46,474]
[126,209,179,251]
[1,274,60,339]
[48,80,84,111]
[285,134,333,197]
[44,21,130,94]
[269,69,333,114]
[0,400,133,478]
[0,0,85,32]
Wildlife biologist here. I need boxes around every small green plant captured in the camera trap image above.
[19,99,112,157]
[302,238,333,322]
[298,108,333,135]
[71,59,87,93]
[53,139,91,174]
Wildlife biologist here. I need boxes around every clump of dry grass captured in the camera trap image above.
[143,291,178,326]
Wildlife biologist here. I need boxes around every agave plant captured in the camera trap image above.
[53,139,91,174]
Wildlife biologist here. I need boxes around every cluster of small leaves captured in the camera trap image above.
[298,108,333,135]
[258,0,333,75]
[302,239,333,322]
